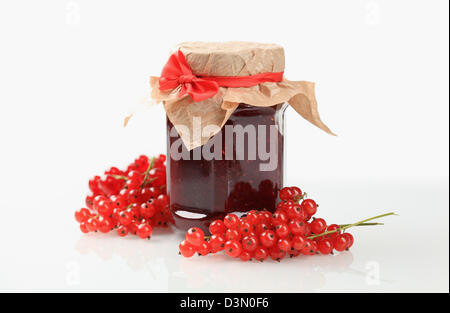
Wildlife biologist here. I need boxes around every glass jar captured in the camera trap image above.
[166,103,287,232]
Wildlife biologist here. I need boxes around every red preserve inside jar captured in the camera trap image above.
[167,103,287,232]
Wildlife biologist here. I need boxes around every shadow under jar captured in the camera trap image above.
[166,103,287,233]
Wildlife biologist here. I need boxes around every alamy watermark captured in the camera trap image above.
[169,117,280,172]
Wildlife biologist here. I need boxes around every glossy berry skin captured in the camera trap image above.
[238,221,252,236]
[140,202,156,218]
[289,219,306,235]
[224,240,242,258]
[275,223,289,238]
[242,235,258,252]
[179,240,196,258]
[86,218,100,232]
[292,235,307,251]
[279,187,295,201]
[272,211,288,226]
[79,222,89,234]
[277,238,292,252]
[310,218,327,234]
[75,208,91,223]
[258,211,272,225]
[224,214,239,229]
[326,224,341,240]
[269,247,286,262]
[300,239,317,256]
[253,247,269,262]
[209,234,225,253]
[185,227,205,247]
[343,233,354,249]
[334,234,349,251]
[209,220,226,235]
[117,226,129,237]
[245,211,259,225]
[259,230,277,248]
[290,187,303,201]
[136,224,153,239]
[225,228,241,241]
[197,241,211,256]
[239,251,252,262]
[301,199,318,216]
[318,239,334,255]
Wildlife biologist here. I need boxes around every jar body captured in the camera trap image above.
[166,103,287,232]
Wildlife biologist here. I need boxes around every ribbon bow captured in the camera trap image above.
[158,50,284,102]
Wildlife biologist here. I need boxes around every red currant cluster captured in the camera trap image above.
[74,154,173,239]
[179,186,359,262]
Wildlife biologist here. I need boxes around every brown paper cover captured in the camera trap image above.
[150,42,335,150]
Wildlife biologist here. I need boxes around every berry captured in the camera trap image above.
[343,233,354,249]
[310,218,327,234]
[185,227,205,247]
[292,235,307,251]
[209,234,225,253]
[75,208,91,223]
[224,240,242,258]
[279,187,295,201]
[209,220,226,235]
[117,226,129,237]
[225,228,241,241]
[242,235,258,252]
[224,213,239,229]
[179,240,195,258]
[197,241,211,256]
[318,239,334,255]
[253,246,269,262]
[334,234,349,252]
[239,251,252,262]
[80,222,89,233]
[277,238,292,252]
[275,223,289,238]
[259,230,277,248]
[140,202,156,218]
[301,199,318,216]
[136,224,153,239]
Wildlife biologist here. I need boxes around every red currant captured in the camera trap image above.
[136,224,153,239]
[224,240,242,258]
[179,240,195,258]
[209,234,225,253]
[224,213,239,229]
[310,218,327,234]
[318,238,334,255]
[301,199,318,216]
[259,230,277,248]
[209,220,226,235]
[242,235,258,252]
[185,227,205,247]
[75,208,91,223]
[253,246,269,262]
[334,234,349,252]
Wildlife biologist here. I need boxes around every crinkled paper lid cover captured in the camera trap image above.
[150,41,335,150]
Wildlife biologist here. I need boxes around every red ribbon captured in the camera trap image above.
[158,50,284,102]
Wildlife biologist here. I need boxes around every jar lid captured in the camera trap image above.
[176,41,285,77]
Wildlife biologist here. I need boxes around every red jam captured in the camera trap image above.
[166,103,286,232]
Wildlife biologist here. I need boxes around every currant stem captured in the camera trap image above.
[308,212,396,240]
[141,157,155,189]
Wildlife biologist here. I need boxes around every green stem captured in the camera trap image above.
[141,157,155,189]
[338,222,384,227]
[308,212,396,240]
[112,175,128,180]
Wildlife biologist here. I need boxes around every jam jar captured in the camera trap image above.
[166,103,287,232]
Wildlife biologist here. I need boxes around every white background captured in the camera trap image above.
[0,0,448,292]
